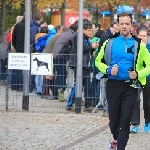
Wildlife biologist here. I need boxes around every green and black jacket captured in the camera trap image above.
[95,32,150,87]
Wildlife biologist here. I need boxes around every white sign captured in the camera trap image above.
[31,53,53,75]
[69,17,79,24]
[8,53,30,70]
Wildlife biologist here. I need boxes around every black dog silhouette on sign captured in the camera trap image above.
[33,57,49,72]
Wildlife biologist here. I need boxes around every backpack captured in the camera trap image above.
[0,30,9,59]
[34,34,49,53]
[6,29,12,44]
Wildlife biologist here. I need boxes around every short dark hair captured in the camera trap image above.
[83,22,92,30]
[69,23,78,32]
[62,26,69,32]
[110,22,117,28]
[137,25,148,36]
[40,27,48,34]
[35,11,43,21]
[55,25,63,31]
[117,12,133,23]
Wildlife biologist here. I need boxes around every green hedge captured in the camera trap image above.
[5,6,20,31]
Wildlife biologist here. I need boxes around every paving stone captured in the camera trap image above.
[0,87,150,149]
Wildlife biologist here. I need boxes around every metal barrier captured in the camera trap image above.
[0,54,107,113]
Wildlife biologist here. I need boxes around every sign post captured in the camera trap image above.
[22,0,31,110]
[75,0,83,113]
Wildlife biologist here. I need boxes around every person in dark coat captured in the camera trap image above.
[68,22,99,112]
[11,17,25,91]
[97,22,119,54]
[52,23,78,99]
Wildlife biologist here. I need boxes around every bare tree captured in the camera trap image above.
[60,0,66,25]
[32,0,38,20]
[0,0,6,42]
[20,0,25,16]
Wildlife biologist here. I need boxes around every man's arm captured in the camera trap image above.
[30,26,38,44]
[83,44,94,53]
[95,40,109,74]
[83,40,98,53]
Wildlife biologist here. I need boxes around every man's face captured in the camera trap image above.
[83,28,93,38]
[118,16,132,37]
[40,22,47,27]
[110,24,119,34]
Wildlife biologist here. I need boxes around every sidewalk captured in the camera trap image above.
[0,109,150,150]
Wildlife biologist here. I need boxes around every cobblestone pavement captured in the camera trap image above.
[0,85,150,150]
[0,110,150,150]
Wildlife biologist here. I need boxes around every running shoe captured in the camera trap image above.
[130,125,139,133]
[108,139,117,150]
[144,123,150,132]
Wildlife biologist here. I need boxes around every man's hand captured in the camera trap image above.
[92,42,99,49]
[111,64,118,76]
[129,71,137,79]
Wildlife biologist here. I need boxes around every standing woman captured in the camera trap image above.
[130,26,150,133]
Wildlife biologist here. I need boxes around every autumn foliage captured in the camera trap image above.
[1,0,150,15]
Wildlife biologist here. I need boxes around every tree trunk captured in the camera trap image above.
[134,0,141,21]
[32,0,37,20]
[134,4,139,20]
[90,0,95,15]
[108,3,114,22]
[0,0,6,43]
[20,3,25,16]
[60,1,65,25]
[95,8,99,27]
[32,4,37,20]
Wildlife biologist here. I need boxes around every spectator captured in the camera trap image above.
[39,20,47,27]
[98,22,119,52]
[42,25,68,99]
[83,14,96,37]
[52,23,78,99]
[68,22,99,111]
[30,11,43,45]
[29,11,43,95]
[46,24,56,44]
[131,20,138,36]
[94,26,104,39]
[34,26,49,95]
[6,16,24,86]
[43,25,67,53]
[12,16,25,91]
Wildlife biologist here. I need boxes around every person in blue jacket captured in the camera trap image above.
[130,25,150,133]
[95,12,150,150]
[29,12,43,95]
[30,12,43,45]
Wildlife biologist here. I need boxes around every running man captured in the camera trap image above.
[95,12,150,150]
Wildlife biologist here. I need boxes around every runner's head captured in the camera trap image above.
[117,12,132,37]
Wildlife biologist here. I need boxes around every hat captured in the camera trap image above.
[48,24,54,30]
